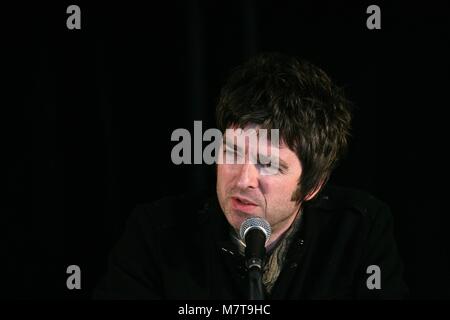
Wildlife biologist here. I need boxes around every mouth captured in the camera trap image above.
[230,196,258,213]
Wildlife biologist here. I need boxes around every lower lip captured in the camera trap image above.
[231,197,258,213]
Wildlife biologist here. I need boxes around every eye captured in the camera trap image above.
[222,145,244,164]
[257,161,271,168]
[257,157,286,174]
[223,145,235,155]
[257,155,271,167]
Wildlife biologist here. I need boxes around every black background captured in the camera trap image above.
[3,1,450,299]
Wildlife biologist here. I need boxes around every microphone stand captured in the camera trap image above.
[246,252,265,300]
[248,266,264,300]
[241,219,271,301]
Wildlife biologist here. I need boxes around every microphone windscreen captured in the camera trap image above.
[239,217,272,243]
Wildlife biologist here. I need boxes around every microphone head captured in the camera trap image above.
[239,217,272,244]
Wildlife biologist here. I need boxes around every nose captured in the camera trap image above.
[236,163,259,189]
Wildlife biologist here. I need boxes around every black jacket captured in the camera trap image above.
[94,185,408,299]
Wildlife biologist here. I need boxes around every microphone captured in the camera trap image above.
[239,217,272,300]
[239,217,272,269]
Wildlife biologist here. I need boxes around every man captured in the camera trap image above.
[94,53,408,299]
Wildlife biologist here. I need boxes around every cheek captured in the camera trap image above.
[217,165,233,191]
[264,177,300,219]
[261,175,299,199]
[286,175,300,194]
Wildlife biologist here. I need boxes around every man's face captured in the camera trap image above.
[216,124,302,236]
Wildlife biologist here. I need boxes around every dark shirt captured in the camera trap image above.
[93,185,408,299]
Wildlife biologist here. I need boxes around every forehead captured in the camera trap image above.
[225,124,282,145]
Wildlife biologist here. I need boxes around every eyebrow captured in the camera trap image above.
[224,139,243,153]
[225,140,289,170]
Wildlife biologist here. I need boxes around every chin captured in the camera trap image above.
[224,210,249,231]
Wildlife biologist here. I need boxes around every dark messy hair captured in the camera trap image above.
[216,52,352,203]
